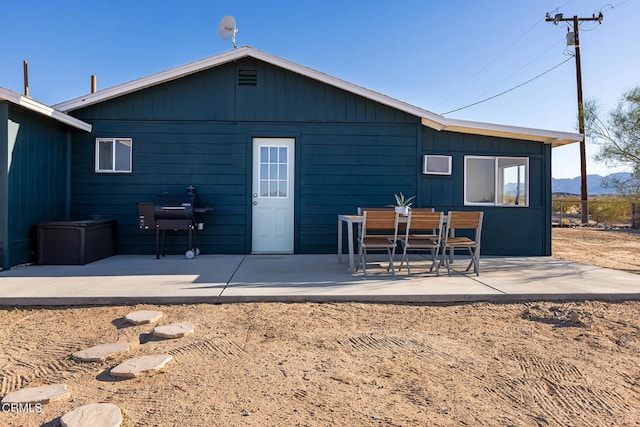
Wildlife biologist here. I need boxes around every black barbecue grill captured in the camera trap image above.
[138,189,211,259]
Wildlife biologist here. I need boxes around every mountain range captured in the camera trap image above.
[551,172,633,195]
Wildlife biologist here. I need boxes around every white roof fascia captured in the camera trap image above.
[54,46,446,127]
[52,46,580,146]
[53,47,255,112]
[0,87,92,132]
[439,117,582,147]
[246,48,448,126]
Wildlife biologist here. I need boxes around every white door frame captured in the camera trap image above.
[251,138,295,253]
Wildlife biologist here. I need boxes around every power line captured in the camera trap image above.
[434,0,579,111]
[474,36,567,102]
[440,55,574,115]
[434,17,546,110]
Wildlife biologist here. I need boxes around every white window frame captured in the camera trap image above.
[464,156,529,207]
[95,138,133,173]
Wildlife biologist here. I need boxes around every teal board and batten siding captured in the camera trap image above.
[1,102,71,269]
[69,58,418,255]
[420,127,552,256]
[69,57,551,256]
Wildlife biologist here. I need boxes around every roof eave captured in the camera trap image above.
[0,87,92,132]
[53,47,255,112]
[51,46,582,145]
[422,117,582,147]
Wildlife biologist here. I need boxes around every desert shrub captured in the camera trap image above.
[588,197,633,225]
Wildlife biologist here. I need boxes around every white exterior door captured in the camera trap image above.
[251,138,295,253]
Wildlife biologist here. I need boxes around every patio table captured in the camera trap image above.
[338,212,449,273]
[337,214,363,273]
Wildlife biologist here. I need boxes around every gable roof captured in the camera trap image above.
[0,87,92,132]
[53,46,580,146]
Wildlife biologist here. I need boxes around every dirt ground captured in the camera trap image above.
[1,227,640,426]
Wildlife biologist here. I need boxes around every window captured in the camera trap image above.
[464,156,528,206]
[95,138,132,173]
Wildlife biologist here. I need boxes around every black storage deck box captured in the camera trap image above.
[37,220,116,265]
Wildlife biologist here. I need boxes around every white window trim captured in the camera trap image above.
[464,155,529,207]
[95,138,133,173]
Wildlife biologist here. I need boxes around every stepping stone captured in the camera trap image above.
[110,354,173,378]
[153,322,194,339]
[1,383,70,405]
[72,343,130,362]
[124,310,163,325]
[61,403,122,427]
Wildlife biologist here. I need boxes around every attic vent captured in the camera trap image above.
[423,155,452,175]
[238,69,257,86]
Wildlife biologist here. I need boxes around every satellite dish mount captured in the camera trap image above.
[218,16,238,48]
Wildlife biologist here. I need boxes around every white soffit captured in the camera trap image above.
[0,87,92,132]
[52,46,580,146]
[431,117,583,147]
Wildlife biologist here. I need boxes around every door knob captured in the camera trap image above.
[252,201,258,205]
[253,193,258,197]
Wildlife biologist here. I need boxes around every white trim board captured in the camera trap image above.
[0,87,92,132]
[52,46,580,146]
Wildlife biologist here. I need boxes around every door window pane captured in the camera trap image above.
[258,145,289,198]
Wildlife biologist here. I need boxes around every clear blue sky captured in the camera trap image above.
[2,0,638,179]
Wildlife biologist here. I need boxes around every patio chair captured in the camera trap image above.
[357,206,403,246]
[356,210,399,277]
[398,210,444,276]
[440,211,484,276]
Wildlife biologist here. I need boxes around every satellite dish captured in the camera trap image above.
[218,16,238,48]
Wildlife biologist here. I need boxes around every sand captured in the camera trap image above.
[1,227,639,426]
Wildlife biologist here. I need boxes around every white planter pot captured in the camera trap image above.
[395,206,410,216]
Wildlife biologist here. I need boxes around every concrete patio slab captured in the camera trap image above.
[472,257,640,301]
[0,253,638,306]
[222,254,503,303]
[0,255,244,305]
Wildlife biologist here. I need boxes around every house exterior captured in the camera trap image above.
[2,46,581,267]
[0,88,91,269]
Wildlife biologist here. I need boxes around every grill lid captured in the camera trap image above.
[154,193,196,219]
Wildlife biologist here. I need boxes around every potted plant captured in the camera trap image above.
[394,193,415,215]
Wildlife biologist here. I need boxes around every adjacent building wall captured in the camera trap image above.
[0,102,8,269]
[2,103,70,268]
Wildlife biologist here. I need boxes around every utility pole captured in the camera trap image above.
[546,11,603,224]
